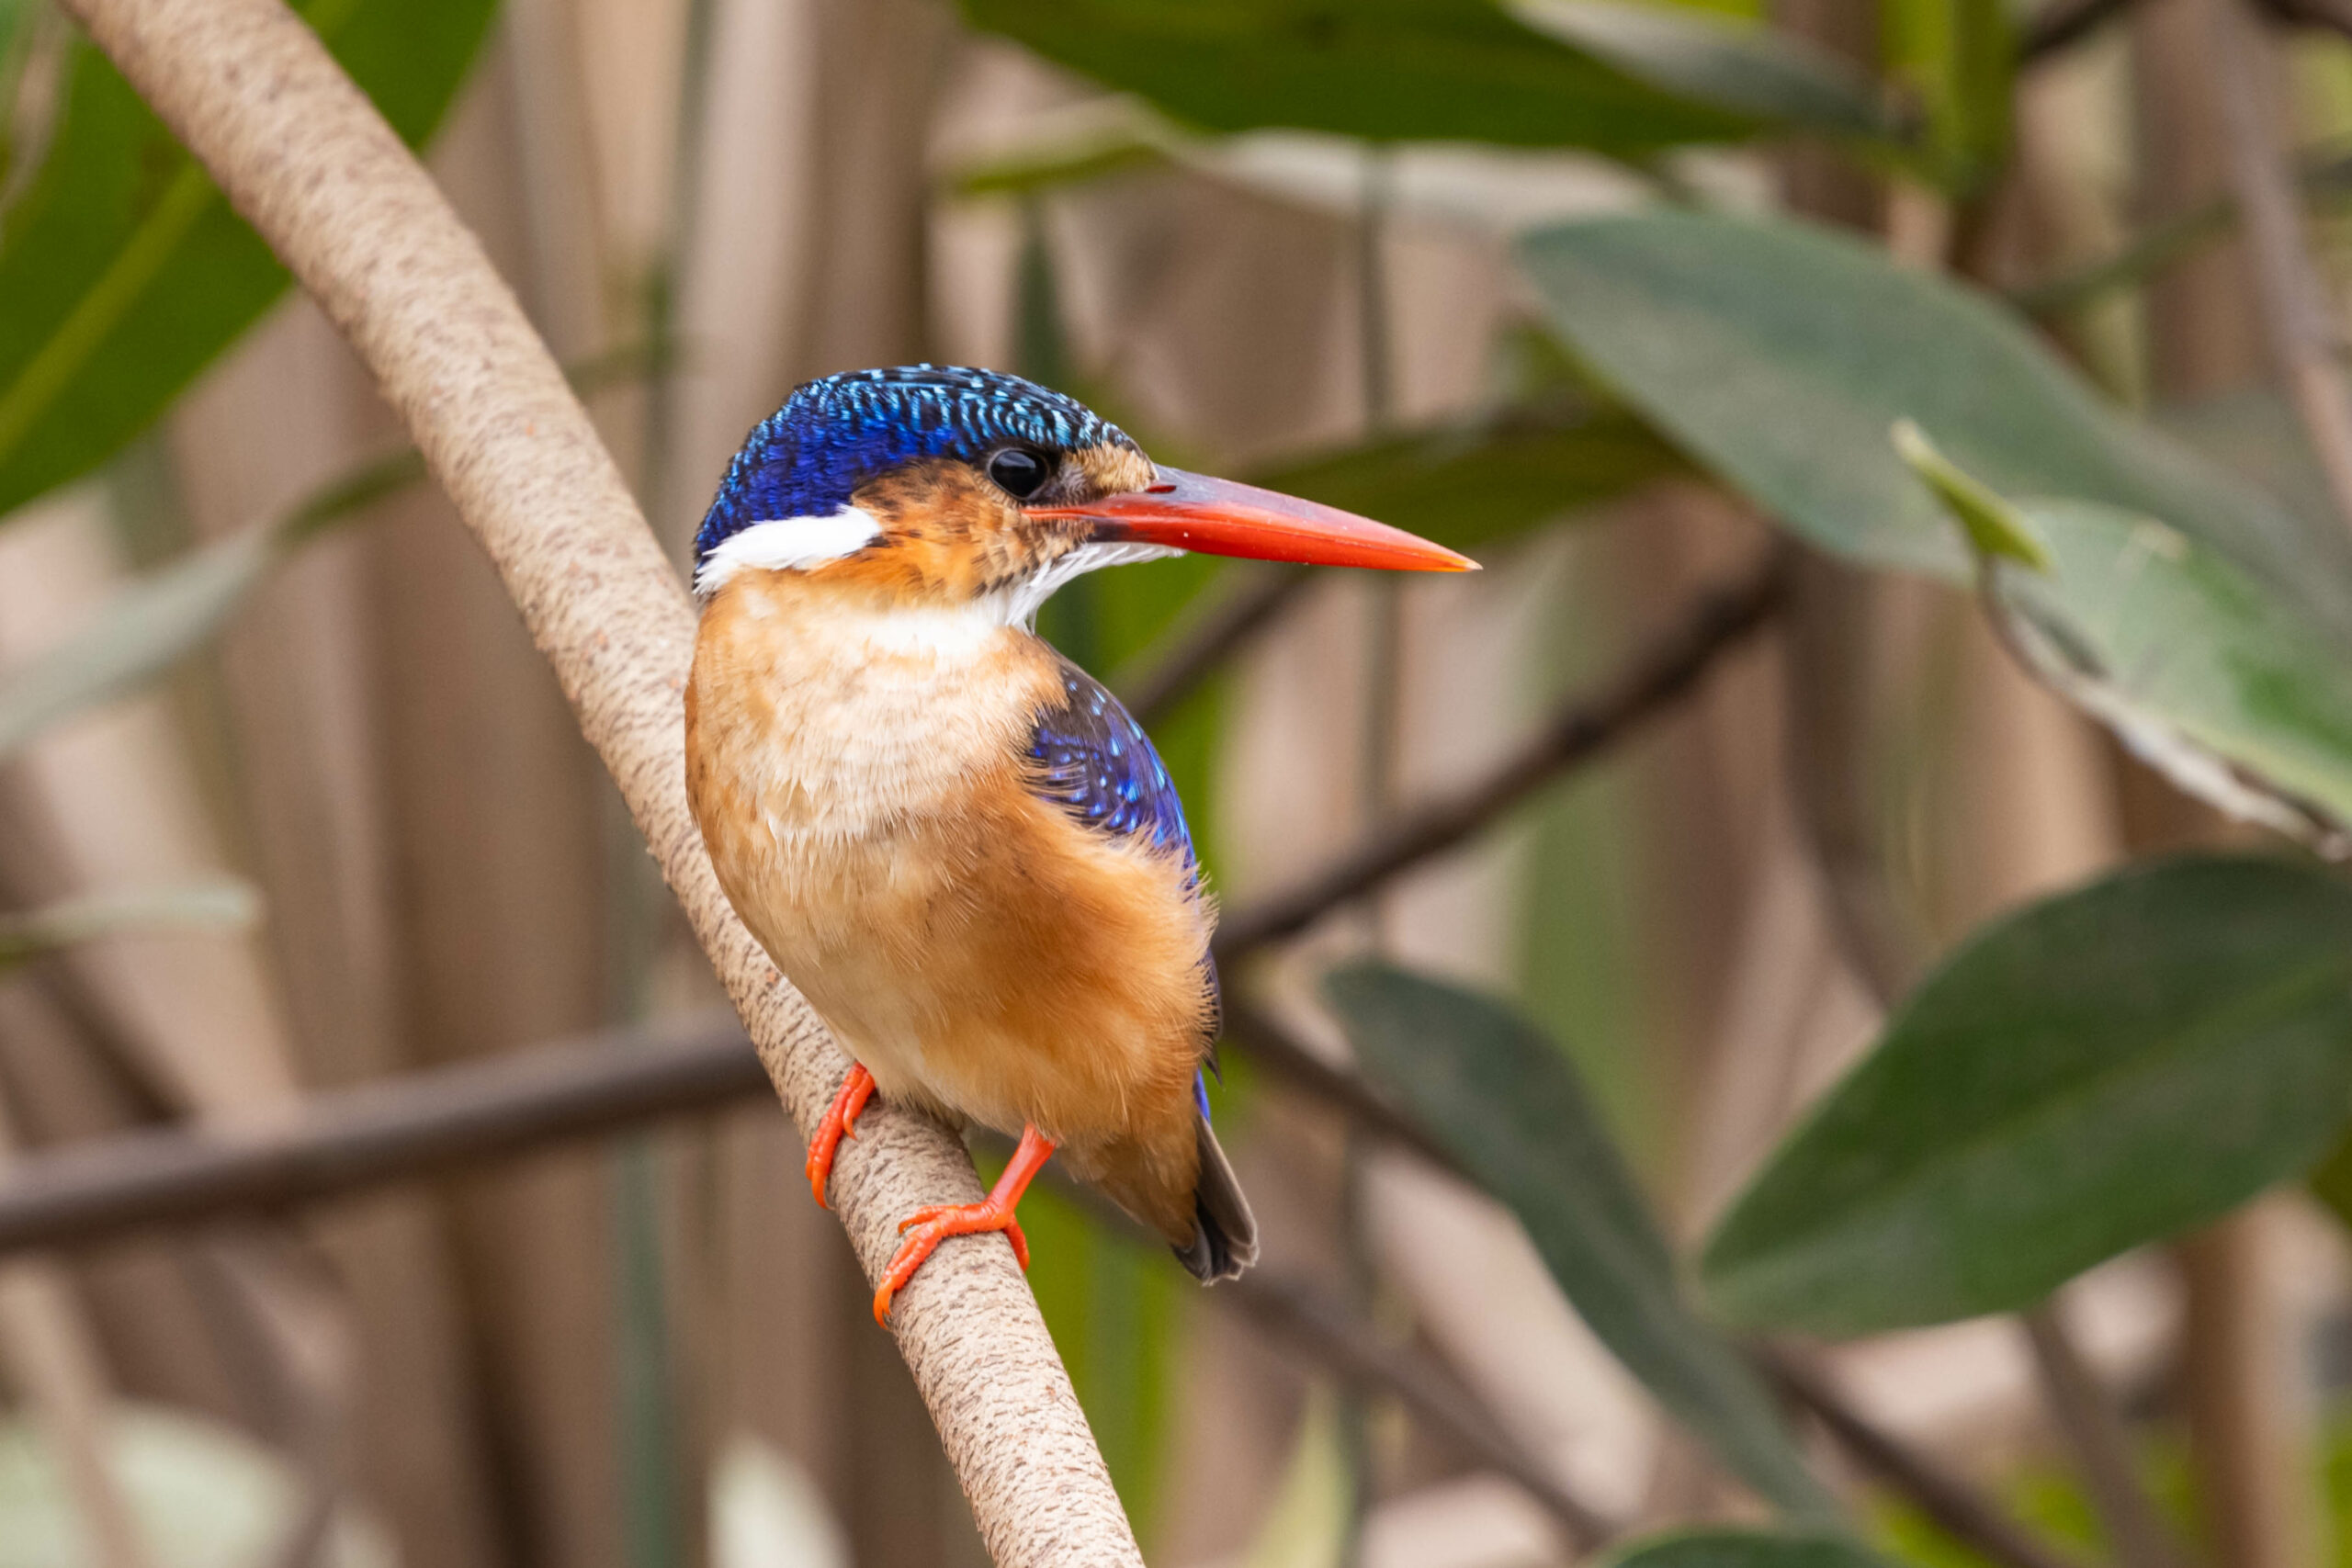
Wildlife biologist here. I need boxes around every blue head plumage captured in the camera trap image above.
[694,366,1137,570]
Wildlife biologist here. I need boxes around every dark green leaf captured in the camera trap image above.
[1251,403,1684,553]
[1323,963,1837,1520]
[1510,0,1909,146]
[956,0,1758,155]
[0,0,496,518]
[1702,855,2352,1336]
[1608,1530,1890,1568]
[0,880,259,968]
[1517,211,2328,595]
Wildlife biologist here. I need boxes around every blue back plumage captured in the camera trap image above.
[695,366,1136,569]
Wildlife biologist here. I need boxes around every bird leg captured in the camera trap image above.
[805,1062,876,1208]
[873,1124,1056,1325]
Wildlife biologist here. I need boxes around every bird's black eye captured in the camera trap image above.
[988,447,1050,500]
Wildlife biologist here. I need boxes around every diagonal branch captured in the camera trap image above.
[51,1,1140,1562]
[1213,551,1788,960]
[1116,564,1310,727]
[1757,1348,2090,1568]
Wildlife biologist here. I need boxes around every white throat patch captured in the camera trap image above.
[995,541,1182,627]
[694,506,883,597]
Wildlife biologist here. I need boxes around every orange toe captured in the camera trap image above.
[805,1063,876,1209]
[872,1199,1030,1325]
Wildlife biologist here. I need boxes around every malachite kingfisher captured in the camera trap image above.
[684,366,1474,1324]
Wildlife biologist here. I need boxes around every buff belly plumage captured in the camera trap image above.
[685,570,1216,1246]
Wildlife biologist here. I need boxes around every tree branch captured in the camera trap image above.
[51,1,1140,1561]
[1116,565,1311,728]
[0,1017,1613,1547]
[2202,0,2352,536]
[1757,1348,2090,1568]
[2018,1305,2188,1568]
[0,1016,764,1253]
[1224,1268,1617,1549]
[1213,551,1788,960]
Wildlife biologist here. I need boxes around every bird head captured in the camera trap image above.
[691,366,1474,616]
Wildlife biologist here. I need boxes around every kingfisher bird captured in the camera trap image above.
[684,366,1473,1324]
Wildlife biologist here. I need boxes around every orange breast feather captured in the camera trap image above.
[684,571,1215,1242]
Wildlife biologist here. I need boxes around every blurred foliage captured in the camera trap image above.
[1605,1531,1892,1568]
[0,879,258,968]
[1252,400,1684,554]
[1910,444,2352,850]
[956,0,1761,155]
[0,0,495,520]
[0,448,421,762]
[1703,856,2352,1335]
[1881,0,2010,193]
[1519,211,2349,601]
[1510,0,1912,148]
[1323,963,1838,1521]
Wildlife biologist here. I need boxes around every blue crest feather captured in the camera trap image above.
[695,366,1136,568]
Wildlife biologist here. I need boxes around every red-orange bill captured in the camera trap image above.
[1031,468,1477,573]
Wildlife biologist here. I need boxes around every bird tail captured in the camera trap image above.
[1175,1116,1259,1283]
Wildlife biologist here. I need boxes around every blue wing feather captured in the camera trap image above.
[1026,659,1222,1099]
[1027,660,1198,864]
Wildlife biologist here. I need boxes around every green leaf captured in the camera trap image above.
[1322,963,1837,1520]
[1893,419,2051,570]
[1516,211,2326,592]
[1607,1530,1891,1568]
[0,880,259,968]
[0,448,421,763]
[1883,0,2012,192]
[0,0,496,518]
[943,119,1173,200]
[1510,0,1910,146]
[1702,855,2352,1336]
[1921,469,2352,850]
[956,0,1761,154]
[1250,401,1684,554]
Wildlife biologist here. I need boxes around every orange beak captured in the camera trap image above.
[1030,468,1477,573]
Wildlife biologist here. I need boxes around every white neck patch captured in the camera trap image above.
[694,506,883,597]
[991,540,1182,627]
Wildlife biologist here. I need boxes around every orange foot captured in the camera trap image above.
[873,1124,1056,1325]
[806,1062,876,1208]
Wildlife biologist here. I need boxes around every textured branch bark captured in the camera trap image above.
[50,1,1142,1561]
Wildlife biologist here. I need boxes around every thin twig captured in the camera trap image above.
[54,4,1140,1560]
[0,1017,764,1256]
[1225,1268,1617,1549]
[2202,0,2352,536]
[1214,552,1788,960]
[2256,0,2352,40]
[1217,1001,1466,1176]
[1114,565,1310,728]
[2019,1304,2187,1568]
[1758,1348,2091,1568]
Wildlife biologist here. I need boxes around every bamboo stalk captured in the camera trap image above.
[47,1,1140,1561]
[2200,0,2352,533]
